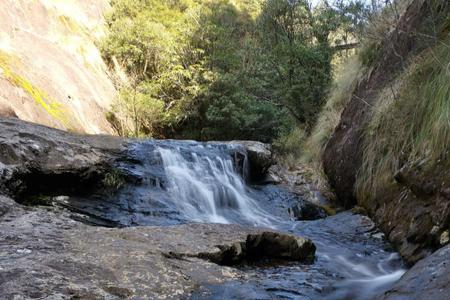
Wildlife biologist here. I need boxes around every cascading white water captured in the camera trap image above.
[72,139,405,299]
[156,145,273,226]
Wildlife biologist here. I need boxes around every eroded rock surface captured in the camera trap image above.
[0,118,319,299]
[0,0,116,134]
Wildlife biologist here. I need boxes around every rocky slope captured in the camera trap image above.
[318,0,450,297]
[323,0,450,265]
[0,0,116,134]
[381,244,450,300]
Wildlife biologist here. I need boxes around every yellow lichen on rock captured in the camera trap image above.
[0,51,75,130]
[0,0,116,134]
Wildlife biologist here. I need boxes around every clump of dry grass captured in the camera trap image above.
[356,37,450,201]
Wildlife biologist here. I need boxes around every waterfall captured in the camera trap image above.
[155,143,272,226]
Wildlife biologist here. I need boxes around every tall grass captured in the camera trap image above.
[356,37,450,202]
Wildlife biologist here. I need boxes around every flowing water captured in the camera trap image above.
[62,140,405,299]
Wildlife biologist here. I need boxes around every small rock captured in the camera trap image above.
[218,242,246,265]
[441,188,450,200]
[440,230,449,246]
[351,206,368,215]
[246,232,316,262]
[288,201,327,221]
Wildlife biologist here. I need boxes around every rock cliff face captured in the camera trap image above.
[323,0,450,265]
[0,0,115,134]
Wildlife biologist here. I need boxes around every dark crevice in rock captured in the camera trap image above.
[13,166,110,200]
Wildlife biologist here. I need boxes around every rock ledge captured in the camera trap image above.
[198,231,316,266]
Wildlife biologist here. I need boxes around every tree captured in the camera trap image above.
[101,0,369,140]
[255,0,336,127]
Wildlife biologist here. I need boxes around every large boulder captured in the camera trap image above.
[0,0,116,134]
[246,232,316,262]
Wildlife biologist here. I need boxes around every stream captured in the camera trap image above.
[61,140,405,299]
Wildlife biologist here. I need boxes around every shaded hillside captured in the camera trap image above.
[317,0,450,264]
[0,0,115,134]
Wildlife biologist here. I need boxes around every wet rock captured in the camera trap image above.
[246,232,316,262]
[262,163,336,211]
[231,141,273,179]
[263,164,283,184]
[288,200,327,221]
[380,245,450,300]
[200,231,316,265]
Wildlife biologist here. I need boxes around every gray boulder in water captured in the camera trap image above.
[230,140,273,180]
[200,231,316,265]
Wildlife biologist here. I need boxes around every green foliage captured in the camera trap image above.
[359,41,381,67]
[202,74,283,141]
[103,169,126,193]
[256,0,336,127]
[102,0,365,141]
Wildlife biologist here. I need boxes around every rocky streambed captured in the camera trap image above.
[0,117,448,299]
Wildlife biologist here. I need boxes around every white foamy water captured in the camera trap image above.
[157,145,274,226]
